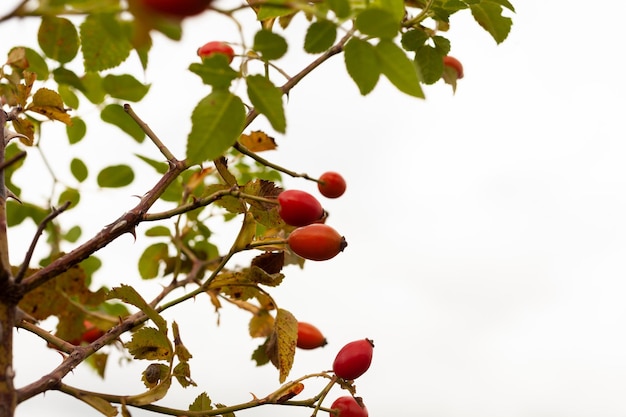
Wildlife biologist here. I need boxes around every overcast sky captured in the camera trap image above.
[4,1,626,416]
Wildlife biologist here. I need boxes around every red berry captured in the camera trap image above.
[329,396,368,417]
[140,0,213,17]
[197,41,235,63]
[443,55,464,79]
[287,224,347,261]
[297,322,327,349]
[278,190,324,227]
[332,339,374,380]
[81,320,105,344]
[318,171,347,199]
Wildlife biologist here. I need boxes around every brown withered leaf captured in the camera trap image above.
[239,130,277,152]
[251,251,285,275]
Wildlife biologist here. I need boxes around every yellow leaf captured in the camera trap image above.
[240,130,277,152]
[11,117,35,146]
[275,308,297,383]
[27,87,72,124]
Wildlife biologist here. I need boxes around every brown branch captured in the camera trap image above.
[19,159,188,295]
[14,201,71,284]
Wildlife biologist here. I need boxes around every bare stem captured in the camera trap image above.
[14,201,71,283]
[124,104,179,163]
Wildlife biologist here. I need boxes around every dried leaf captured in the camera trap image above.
[240,130,277,152]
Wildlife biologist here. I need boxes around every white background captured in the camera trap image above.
[2,0,626,416]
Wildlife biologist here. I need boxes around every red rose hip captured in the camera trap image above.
[332,338,374,380]
[287,223,347,261]
[278,190,324,227]
[329,396,368,417]
[318,171,347,198]
[297,322,327,349]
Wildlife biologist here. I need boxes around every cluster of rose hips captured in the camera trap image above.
[277,172,348,261]
[296,322,373,416]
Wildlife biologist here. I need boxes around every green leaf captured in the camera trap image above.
[401,29,429,52]
[186,91,246,164]
[355,8,399,39]
[66,117,87,144]
[81,72,106,104]
[344,38,380,95]
[328,0,351,18]
[371,0,405,21]
[253,30,288,60]
[304,20,337,54]
[257,4,294,21]
[145,226,171,237]
[135,154,169,174]
[376,40,424,98]
[38,16,79,64]
[108,284,168,333]
[97,164,135,188]
[102,74,150,102]
[246,75,286,133]
[414,45,445,85]
[53,67,84,91]
[125,327,172,361]
[23,47,49,80]
[470,1,513,44]
[189,392,213,412]
[80,13,132,71]
[58,84,80,109]
[58,187,80,209]
[70,158,88,182]
[101,104,145,143]
[64,225,82,243]
[275,308,297,383]
[188,56,240,89]
[138,242,169,279]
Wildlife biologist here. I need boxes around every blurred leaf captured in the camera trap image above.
[80,13,132,71]
[67,117,87,144]
[27,88,72,124]
[249,309,274,338]
[138,243,169,279]
[102,74,150,102]
[70,158,88,182]
[253,30,288,60]
[344,38,380,95]
[401,29,429,51]
[355,8,399,39]
[58,187,80,209]
[64,225,82,243]
[145,226,171,237]
[135,154,168,174]
[376,40,424,98]
[246,75,286,133]
[81,72,106,104]
[108,284,168,333]
[22,47,50,79]
[97,164,134,188]
[186,91,246,164]
[173,362,196,388]
[38,16,79,63]
[189,55,239,89]
[414,44,445,84]
[58,84,80,109]
[251,339,271,366]
[470,1,513,44]
[371,0,404,20]
[304,20,337,54]
[73,393,117,417]
[172,322,193,362]
[257,4,295,21]
[53,67,85,91]
[101,103,145,142]
[328,0,351,18]
[12,117,35,146]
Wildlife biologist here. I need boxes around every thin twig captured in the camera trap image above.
[15,201,71,284]
[124,104,179,163]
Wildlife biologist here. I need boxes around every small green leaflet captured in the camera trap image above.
[376,40,424,98]
[344,38,380,95]
[304,20,337,54]
[97,164,134,188]
[101,104,145,143]
[246,75,286,133]
[253,30,288,60]
[38,16,79,64]
[470,1,513,44]
[355,8,399,39]
[80,13,132,71]
[186,91,246,164]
